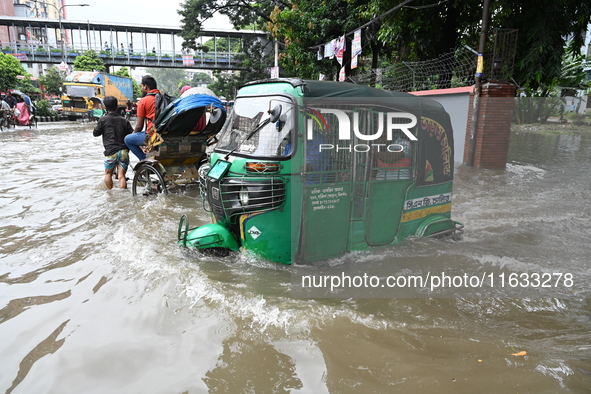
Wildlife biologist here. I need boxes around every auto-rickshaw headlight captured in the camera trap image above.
[245,161,280,173]
[239,187,249,206]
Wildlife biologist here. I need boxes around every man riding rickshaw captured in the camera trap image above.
[10,90,36,128]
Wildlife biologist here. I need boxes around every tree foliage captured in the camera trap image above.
[39,66,65,96]
[202,37,242,53]
[192,72,213,86]
[269,1,366,79]
[0,52,27,92]
[17,75,42,101]
[35,99,57,116]
[207,70,241,99]
[205,38,276,98]
[179,0,591,93]
[73,50,106,72]
[178,0,277,50]
[359,0,590,90]
[499,0,590,90]
[144,68,187,95]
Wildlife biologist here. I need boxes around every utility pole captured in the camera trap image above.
[466,0,491,167]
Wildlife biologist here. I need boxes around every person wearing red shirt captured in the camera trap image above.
[124,75,160,161]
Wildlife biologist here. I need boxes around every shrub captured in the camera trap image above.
[35,99,57,116]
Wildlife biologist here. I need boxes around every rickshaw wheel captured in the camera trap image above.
[29,115,37,129]
[132,163,169,196]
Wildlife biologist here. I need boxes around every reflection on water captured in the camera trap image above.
[0,123,590,393]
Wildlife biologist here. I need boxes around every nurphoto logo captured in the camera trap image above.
[307,109,417,152]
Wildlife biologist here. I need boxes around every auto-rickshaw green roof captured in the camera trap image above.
[241,78,445,113]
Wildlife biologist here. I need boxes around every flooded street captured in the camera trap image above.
[1,121,590,393]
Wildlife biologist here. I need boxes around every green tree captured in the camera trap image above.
[557,46,590,96]
[178,0,276,50]
[17,75,42,101]
[177,78,193,94]
[144,68,187,95]
[112,67,141,100]
[35,99,57,116]
[269,1,366,79]
[362,0,590,90]
[73,50,106,72]
[204,38,275,98]
[178,1,275,90]
[0,52,28,92]
[202,37,242,53]
[39,66,65,96]
[207,70,241,98]
[192,72,213,85]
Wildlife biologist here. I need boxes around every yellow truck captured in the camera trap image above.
[61,71,133,121]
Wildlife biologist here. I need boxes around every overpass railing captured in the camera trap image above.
[1,42,244,69]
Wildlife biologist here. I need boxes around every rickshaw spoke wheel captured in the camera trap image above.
[132,164,168,196]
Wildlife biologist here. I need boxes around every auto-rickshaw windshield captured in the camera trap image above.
[215,96,295,158]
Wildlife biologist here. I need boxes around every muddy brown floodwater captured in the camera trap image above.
[0,122,590,393]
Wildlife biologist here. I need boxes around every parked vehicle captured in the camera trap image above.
[178,79,463,264]
[61,71,133,121]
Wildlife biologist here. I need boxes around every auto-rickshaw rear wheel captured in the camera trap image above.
[132,163,168,196]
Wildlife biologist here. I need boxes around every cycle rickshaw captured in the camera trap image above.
[131,88,227,196]
[8,90,37,129]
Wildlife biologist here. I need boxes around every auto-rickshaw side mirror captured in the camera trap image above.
[210,107,223,124]
[269,104,282,123]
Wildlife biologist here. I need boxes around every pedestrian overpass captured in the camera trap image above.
[0,16,269,71]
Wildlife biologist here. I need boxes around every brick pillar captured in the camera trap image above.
[463,81,516,169]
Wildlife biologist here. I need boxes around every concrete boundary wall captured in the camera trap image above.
[409,87,472,163]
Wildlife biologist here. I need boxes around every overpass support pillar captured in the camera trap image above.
[463,81,516,169]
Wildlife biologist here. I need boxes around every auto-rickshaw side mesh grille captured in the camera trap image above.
[302,107,416,185]
[203,176,287,220]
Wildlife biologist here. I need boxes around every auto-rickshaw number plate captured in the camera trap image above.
[207,160,231,180]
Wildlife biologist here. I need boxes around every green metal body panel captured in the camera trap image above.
[185,223,240,251]
[181,79,462,264]
[365,181,410,246]
[301,182,352,262]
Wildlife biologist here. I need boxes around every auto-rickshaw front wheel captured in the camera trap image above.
[132,162,168,196]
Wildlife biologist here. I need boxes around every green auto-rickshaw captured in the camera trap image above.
[178,78,463,264]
